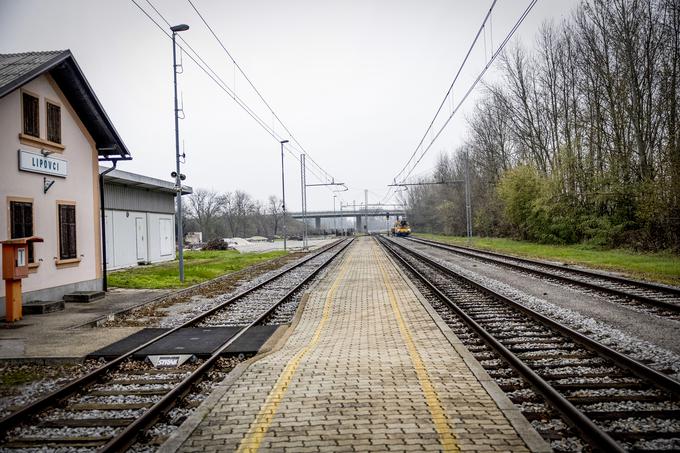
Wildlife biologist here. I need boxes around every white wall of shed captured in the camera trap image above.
[105,209,175,270]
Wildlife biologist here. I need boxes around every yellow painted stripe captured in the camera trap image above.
[373,244,460,453]
[236,250,352,452]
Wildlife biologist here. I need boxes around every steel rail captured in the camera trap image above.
[72,248,313,330]
[379,236,680,452]
[0,238,347,437]
[409,236,680,296]
[389,237,680,393]
[101,237,354,451]
[407,236,680,313]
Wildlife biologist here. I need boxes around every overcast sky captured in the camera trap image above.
[1,0,578,212]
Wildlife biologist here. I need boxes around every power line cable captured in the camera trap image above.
[392,0,499,183]
[187,0,337,186]
[130,0,335,187]
[400,0,538,182]
[134,0,278,142]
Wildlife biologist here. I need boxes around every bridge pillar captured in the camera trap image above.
[315,217,321,230]
[355,216,362,231]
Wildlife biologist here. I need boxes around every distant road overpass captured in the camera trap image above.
[289,209,406,230]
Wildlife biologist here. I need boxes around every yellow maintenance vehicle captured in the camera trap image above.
[392,219,411,237]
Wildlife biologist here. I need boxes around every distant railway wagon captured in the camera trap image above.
[393,219,411,237]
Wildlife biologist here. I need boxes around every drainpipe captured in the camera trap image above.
[99,161,118,292]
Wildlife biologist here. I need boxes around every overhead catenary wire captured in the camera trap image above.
[186,0,338,187]
[392,0,499,184]
[138,0,275,142]
[394,0,538,184]
[130,0,336,188]
[380,159,441,206]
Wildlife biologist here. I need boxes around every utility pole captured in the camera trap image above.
[300,154,308,249]
[340,203,344,235]
[464,150,472,241]
[333,195,337,234]
[364,189,368,233]
[280,140,289,251]
[302,177,345,241]
[389,169,472,241]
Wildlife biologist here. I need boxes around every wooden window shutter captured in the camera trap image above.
[59,204,77,260]
[47,103,61,143]
[22,93,39,137]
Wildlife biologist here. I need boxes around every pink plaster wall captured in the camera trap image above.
[0,74,100,297]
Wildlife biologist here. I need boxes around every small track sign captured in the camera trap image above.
[148,354,193,368]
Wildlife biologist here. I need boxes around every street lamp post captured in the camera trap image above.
[280,140,289,251]
[171,23,189,282]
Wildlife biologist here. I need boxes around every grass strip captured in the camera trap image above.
[414,233,680,286]
[108,250,288,289]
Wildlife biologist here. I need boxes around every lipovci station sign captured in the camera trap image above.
[18,149,68,178]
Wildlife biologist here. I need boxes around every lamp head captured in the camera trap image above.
[171,24,190,32]
[280,140,289,144]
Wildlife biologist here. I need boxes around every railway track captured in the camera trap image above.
[379,235,680,452]
[0,238,352,452]
[406,236,680,319]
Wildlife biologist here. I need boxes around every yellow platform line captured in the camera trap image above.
[373,244,460,453]
[236,249,352,452]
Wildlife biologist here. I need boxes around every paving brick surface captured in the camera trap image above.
[175,237,534,452]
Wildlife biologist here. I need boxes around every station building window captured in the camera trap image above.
[46,101,61,144]
[22,92,39,138]
[58,203,77,260]
[9,200,35,263]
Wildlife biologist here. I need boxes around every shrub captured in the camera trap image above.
[497,166,548,240]
[202,238,229,251]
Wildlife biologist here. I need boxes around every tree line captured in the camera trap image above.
[184,189,306,241]
[407,0,679,251]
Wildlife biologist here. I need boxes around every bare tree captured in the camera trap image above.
[267,195,283,236]
[186,189,226,241]
[409,0,680,250]
[226,190,253,237]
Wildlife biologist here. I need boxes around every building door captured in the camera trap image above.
[135,217,147,261]
[159,218,173,256]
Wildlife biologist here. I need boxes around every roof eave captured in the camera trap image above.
[56,54,132,160]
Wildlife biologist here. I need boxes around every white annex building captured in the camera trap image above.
[103,168,191,270]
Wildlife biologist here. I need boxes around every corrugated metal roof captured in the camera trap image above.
[100,166,193,195]
[103,183,176,214]
[0,50,131,161]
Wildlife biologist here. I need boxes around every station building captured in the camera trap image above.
[0,50,189,315]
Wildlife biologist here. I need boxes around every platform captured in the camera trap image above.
[0,288,169,361]
[162,237,549,452]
